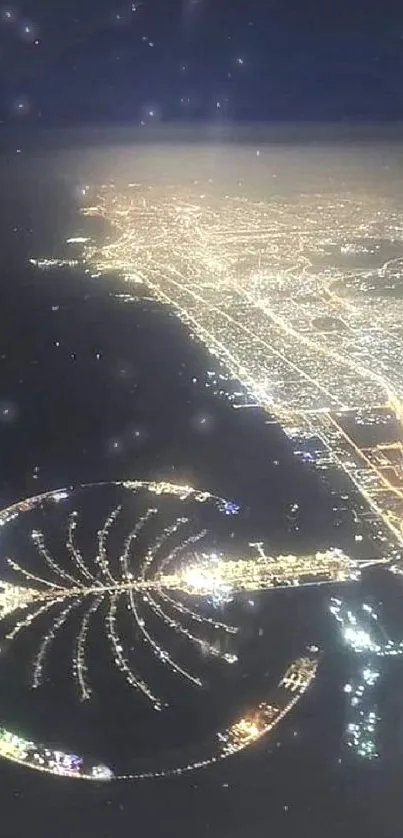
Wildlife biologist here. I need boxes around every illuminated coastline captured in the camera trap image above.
[80,183,403,564]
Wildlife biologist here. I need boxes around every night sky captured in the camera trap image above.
[1,0,403,125]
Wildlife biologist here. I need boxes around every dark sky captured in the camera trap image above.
[1,0,403,125]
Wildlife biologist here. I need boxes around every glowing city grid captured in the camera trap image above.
[82,182,403,565]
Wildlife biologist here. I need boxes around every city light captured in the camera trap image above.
[167,547,360,594]
[331,597,403,760]
[330,597,403,657]
[79,183,403,567]
[0,727,113,781]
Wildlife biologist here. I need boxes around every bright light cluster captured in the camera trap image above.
[0,581,38,619]
[169,547,360,594]
[0,727,113,781]
[330,598,403,656]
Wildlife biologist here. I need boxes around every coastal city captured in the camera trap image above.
[80,182,403,566]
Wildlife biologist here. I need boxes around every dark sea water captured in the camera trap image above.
[0,167,401,838]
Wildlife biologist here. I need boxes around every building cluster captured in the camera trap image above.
[29,258,79,269]
[0,727,113,781]
[331,597,403,760]
[167,547,360,594]
[0,581,38,619]
[330,597,403,657]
